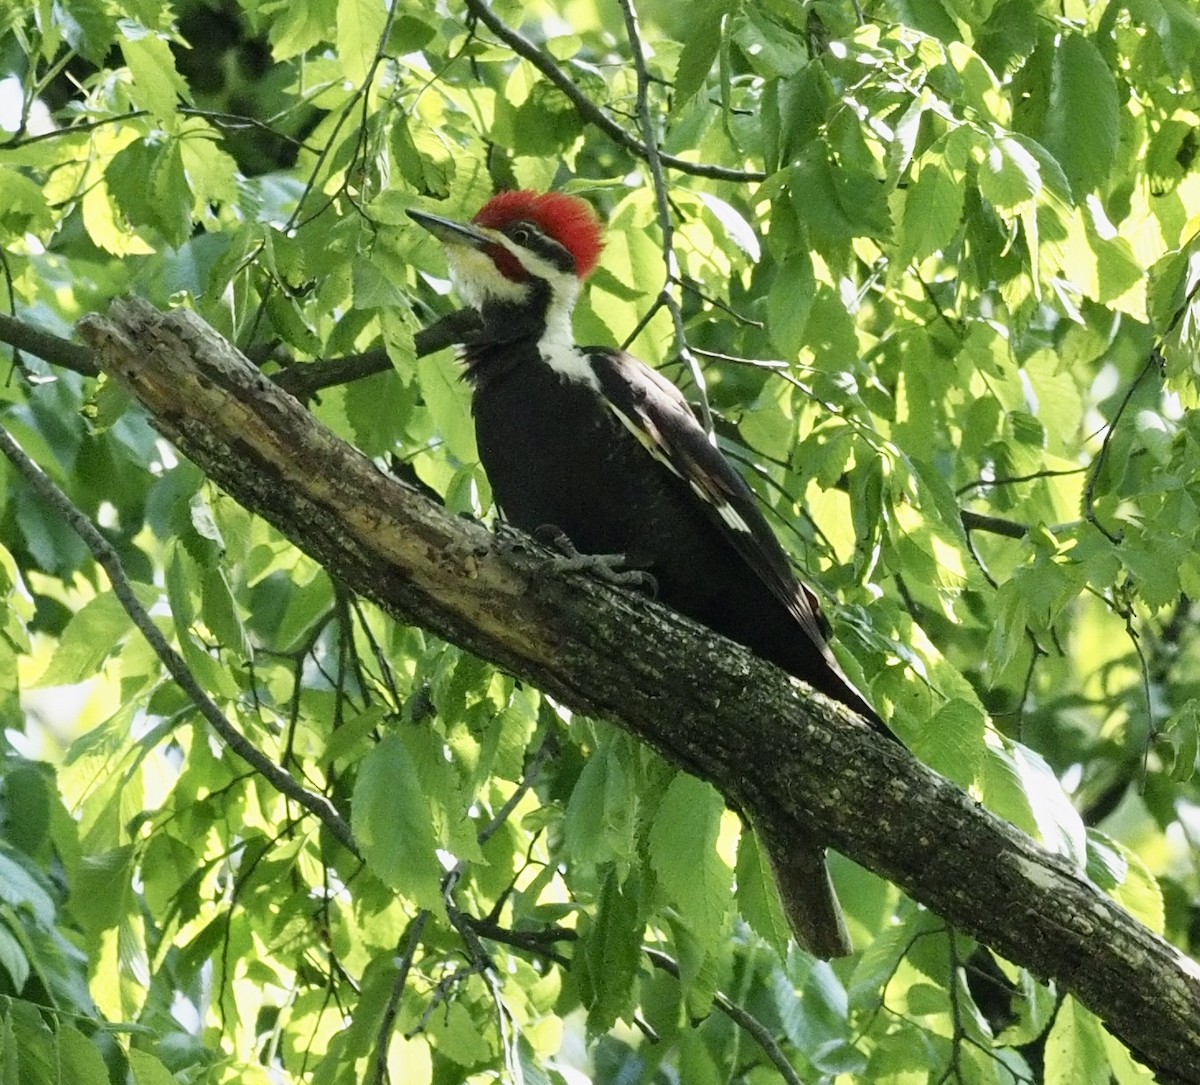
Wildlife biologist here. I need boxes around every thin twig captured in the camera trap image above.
[955,466,1087,498]
[0,422,359,856]
[370,910,431,1085]
[643,948,804,1085]
[1084,353,1159,543]
[960,510,1029,540]
[617,0,714,434]
[463,0,763,183]
[0,312,97,377]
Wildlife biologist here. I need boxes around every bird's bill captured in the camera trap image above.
[407,208,496,250]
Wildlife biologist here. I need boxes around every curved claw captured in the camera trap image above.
[533,524,659,597]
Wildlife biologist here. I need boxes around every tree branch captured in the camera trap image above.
[0,312,98,377]
[76,299,1200,1083]
[0,307,481,397]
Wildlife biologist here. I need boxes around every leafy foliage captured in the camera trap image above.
[1,0,1199,1082]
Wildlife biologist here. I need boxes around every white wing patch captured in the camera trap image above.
[608,403,683,477]
[689,480,752,533]
[609,400,753,534]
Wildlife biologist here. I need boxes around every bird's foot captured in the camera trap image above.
[533,525,658,596]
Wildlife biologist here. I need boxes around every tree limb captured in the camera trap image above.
[76,299,1200,1084]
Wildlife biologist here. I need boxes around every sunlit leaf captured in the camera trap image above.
[1041,33,1120,198]
[648,774,731,943]
[352,735,444,911]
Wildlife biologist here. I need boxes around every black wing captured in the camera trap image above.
[591,350,835,655]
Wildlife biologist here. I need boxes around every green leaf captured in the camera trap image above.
[674,16,723,107]
[563,745,637,869]
[404,726,482,863]
[119,29,189,121]
[790,142,892,248]
[336,0,387,84]
[0,167,55,235]
[1,762,51,856]
[907,698,986,789]
[1086,832,1164,934]
[1041,33,1119,198]
[580,867,644,1033]
[56,1026,109,1085]
[128,1048,177,1085]
[351,735,444,912]
[766,250,815,357]
[898,159,964,265]
[729,8,806,78]
[31,590,136,688]
[1010,744,1086,865]
[734,830,790,957]
[978,135,1042,210]
[0,923,28,993]
[428,1002,492,1066]
[648,775,731,943]
[416,354,476,465]
[0,850,54,925]
[1045,997,1109,1085]
[72,846,134,939]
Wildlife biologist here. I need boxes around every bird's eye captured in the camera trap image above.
[510,225,532,245]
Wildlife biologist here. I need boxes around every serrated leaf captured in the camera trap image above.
[729,8,805,78]
[428,1002,492,1066]
[32,590,137,688]
[580,868,644,1034]
[979,743,1039,839]
[119,30,188,121]
[1088,832,1164,934]
[648,775,731,943]
[734,830,790,957]
[1041,34,1119,198]
[907,698,986,788]
[0,167,55,234]
[337,0,387,85]
[128,1049,177,1085]
[416,354,476,464]
[848,908,916,1011]
[352,735,444,911]
[1045,997,1108,1085]
[0,851,54,926]
[986,579,1029,680]
[0,924,28,994]
[767,250,815,357]
[56,1025,109,1085]
[675,17,722,106]
[73,846,133,938]
[563,746,637,868]
[2,762,50,856]
[979,135,1042,210]
[899,160,964,265]
[404,726,482,863]
[1011,744,1086,865]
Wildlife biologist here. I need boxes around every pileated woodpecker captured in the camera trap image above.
[409,190,883,958]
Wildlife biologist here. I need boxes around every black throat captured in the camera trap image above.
[460,279,553,390]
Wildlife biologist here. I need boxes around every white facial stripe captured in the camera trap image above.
[447,246,528,307]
